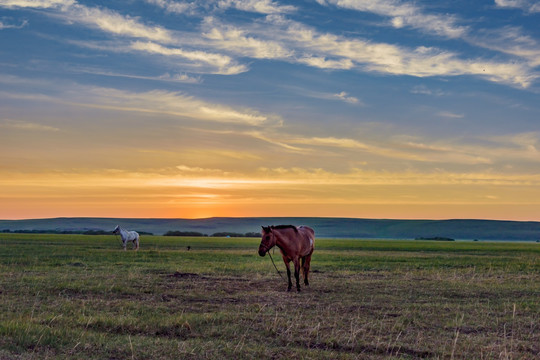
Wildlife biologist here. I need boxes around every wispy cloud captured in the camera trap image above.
[280,18,534,87]
[0,17,28,29]
[131,40,248,75]
[0,119,60,132]
[217,0,296,14]
[202,17,292,59]
[0,0,74,9]
[437,111,464,119]
[316,0,539,84]
[286,86,363,104]
[146,0,296,15]
[1,0,173,42]
[157,73,201,83]
[471,26,540,67]
[0,76,282,127]
[200,15,534,87]
[145,0,197,15]
[71,67,202,84]
[3,0,536,86]
[317,0,468,39]
[70,86,282,126]
[245,128,540,169]
[63,4,173,43]
[334,91,359,104]
[494,0,540,13]
[410,85,447,96]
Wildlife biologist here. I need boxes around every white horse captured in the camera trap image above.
[113,225,140,251]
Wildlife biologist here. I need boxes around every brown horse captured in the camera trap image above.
[258,225,315,292]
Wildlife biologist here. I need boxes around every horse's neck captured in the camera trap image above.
[119,227,128,238]
[274,231,286,250]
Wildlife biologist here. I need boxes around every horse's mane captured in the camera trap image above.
[271,225,298,232]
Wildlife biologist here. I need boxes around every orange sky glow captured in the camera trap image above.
[1,169,539,221]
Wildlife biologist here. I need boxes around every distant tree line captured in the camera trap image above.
[1,228,259,237]
[163,231,260,237]
[163,231,207,237]
[1,229,153,235]
[415,236,455,241]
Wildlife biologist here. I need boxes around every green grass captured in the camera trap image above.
[0,233,539,359]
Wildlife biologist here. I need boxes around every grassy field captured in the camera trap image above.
[0,234,538,359]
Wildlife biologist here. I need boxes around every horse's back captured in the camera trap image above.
[127,230,139,240]
[298,226,315,250]
[298,225,315,238]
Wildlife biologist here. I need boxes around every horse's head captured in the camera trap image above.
[112,225,120,234]
[258,226,275,257]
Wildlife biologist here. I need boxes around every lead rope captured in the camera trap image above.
[267,250,285,280]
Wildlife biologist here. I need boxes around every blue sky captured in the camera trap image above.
[1,0,540,220]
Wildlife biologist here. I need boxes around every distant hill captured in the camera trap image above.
[1,217,540,241]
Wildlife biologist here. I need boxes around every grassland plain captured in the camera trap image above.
[0,234,538,359]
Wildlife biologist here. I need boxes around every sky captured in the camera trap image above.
[1,0,540,221]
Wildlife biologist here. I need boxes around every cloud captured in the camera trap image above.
[217,0,296,14]
[202,17,292,59]
[481,132,540,162]
[410,85,447,96]
[199,15,534,87]
[494,0,540,13]
[71,67,202,84]
[470,26,540,67]
[279,19,534,87]
[297,56,354,70]
[72,86,282,126]
[0,0,74,8]
[64,4,173,43]
[251,166,540,188]
[157,73,201,83]
[145,0,197,14]
[145,0,296,15]
[0,0,174,43]
[334,91,359,104]
[131,40,248,75]
[245,128,540,168]
[317,0,540,80]
[0,119,60,132]
[0,1,246,77]
[437,111,464,119]
[292,88,363,104]
[176,165,224,174]
[0,17,28,29]
[317,0,468,39]
[244,130,488,165]
[3,0,536,86]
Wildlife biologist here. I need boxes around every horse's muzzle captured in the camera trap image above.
[258,248,267,257]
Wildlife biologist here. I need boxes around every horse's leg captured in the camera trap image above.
[303,254,312,286]
[293,258,301,292]
[135,237,139,251]
[123,241,127,251]
[283,258,292,291]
